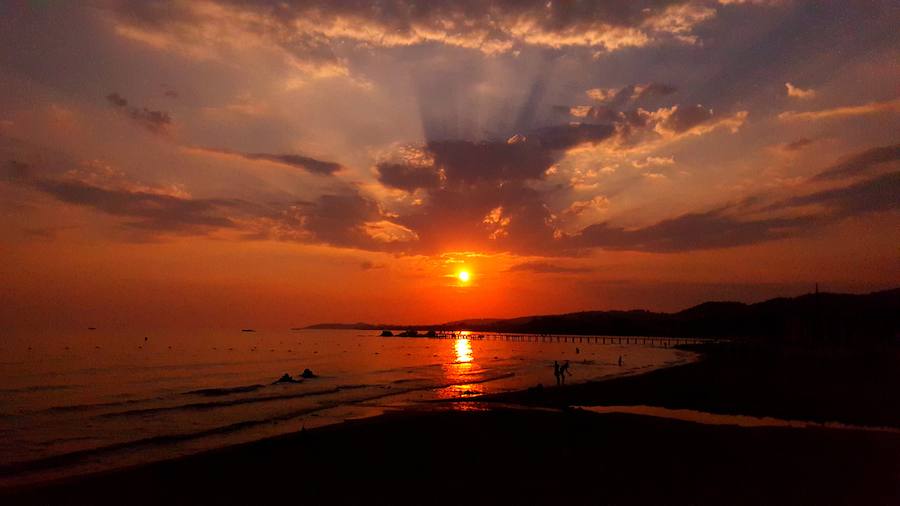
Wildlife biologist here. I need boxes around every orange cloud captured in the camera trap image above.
[785,82,815,99]
[778,98,900,121]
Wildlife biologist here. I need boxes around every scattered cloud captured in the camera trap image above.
[782,137,815,151]
[189,147,342,175]
[364,220,419,243]
[812,143,900,181]
[563,196,610,217]
[8,160,243,233]
[106,0,722,76]
[785,82,815,99]
[105,92,172,134]
[779,98,900,122]
[376,162,443,192]
[586,82,678,108]
[632,156,675,168]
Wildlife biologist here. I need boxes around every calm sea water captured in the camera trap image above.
[0,329,692,486]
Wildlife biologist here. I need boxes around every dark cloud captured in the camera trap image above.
[782,137,815,151]
[109,0,706,59]
[427,139,553,184]
[563,169,900,254]
[32,178,241,232]
[600,83,679,109]
[781,171,900,216]
[812,143,900,181]
[531,123,616,151]
[201,147,342,175]
[240,153,341,175]
[507,261,593,274]
[579,106,623,123]
[106,92,128,108]
[7,158,394,246]
[7,159,250,234]
[105,92,172,134]
[373,80,731,256]
[636,83,678,101]
[376,162,442,192]
[658,104,714,133]
[296,192,381,246]
[566,210,814,253]
[360,260,386,270]
[394,180,556,255]
[372,114,619,254]
[377,123,615,192]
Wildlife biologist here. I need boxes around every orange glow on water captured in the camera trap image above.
[454,338,473,363]
[436,337,480,399]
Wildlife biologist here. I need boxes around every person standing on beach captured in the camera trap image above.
[553,361,561,386]
[560,360,571,384]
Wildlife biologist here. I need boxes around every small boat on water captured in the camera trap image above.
[380,330,394,336]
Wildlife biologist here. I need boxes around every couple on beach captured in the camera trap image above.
[553,360,571,386]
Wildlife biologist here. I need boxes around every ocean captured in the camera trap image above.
[0,329,692,486]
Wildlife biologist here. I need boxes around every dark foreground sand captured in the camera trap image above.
[4,344,900,505]
[480,343,900,427]
[3,407,899,505]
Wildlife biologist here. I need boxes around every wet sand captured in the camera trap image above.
[480,343,900,427]
[3,407,899,505]
[4,343,900,505]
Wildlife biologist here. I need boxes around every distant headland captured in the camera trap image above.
[305,288,899,343]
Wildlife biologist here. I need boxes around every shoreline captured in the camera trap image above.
[4,342,900,504]
[0,341,694,488]
[474,342,900,428]
[3,406,899,505]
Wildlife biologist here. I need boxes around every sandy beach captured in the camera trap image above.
[4,343,900,506]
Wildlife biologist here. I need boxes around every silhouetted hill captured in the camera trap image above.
[304,322,383,330]
[306,288,900,343]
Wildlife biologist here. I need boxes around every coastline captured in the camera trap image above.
[4,342,900,505]
[3,407,899,505]
[0,338,694,488]
[474,343,900,428]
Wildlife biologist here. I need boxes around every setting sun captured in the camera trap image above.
[458,271,471,283]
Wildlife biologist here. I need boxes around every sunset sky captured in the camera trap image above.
[1,0,898,332]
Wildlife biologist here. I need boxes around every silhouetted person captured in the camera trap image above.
[553,361,561,386]
[575,347,580,354]
[618,355,623,367]
[560,360,571,384]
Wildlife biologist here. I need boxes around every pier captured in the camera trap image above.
[415,332,713,346]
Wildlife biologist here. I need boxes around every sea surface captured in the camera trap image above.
[0,329,693,486]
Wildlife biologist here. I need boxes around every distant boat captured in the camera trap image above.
[88,327,97,330]
[380,330,394,337]
[241,329,256,333]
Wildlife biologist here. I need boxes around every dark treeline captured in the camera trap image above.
[307,288,899,344]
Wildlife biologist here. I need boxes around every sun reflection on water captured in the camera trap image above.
[437,338,481,400]
[454,338,473,363]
